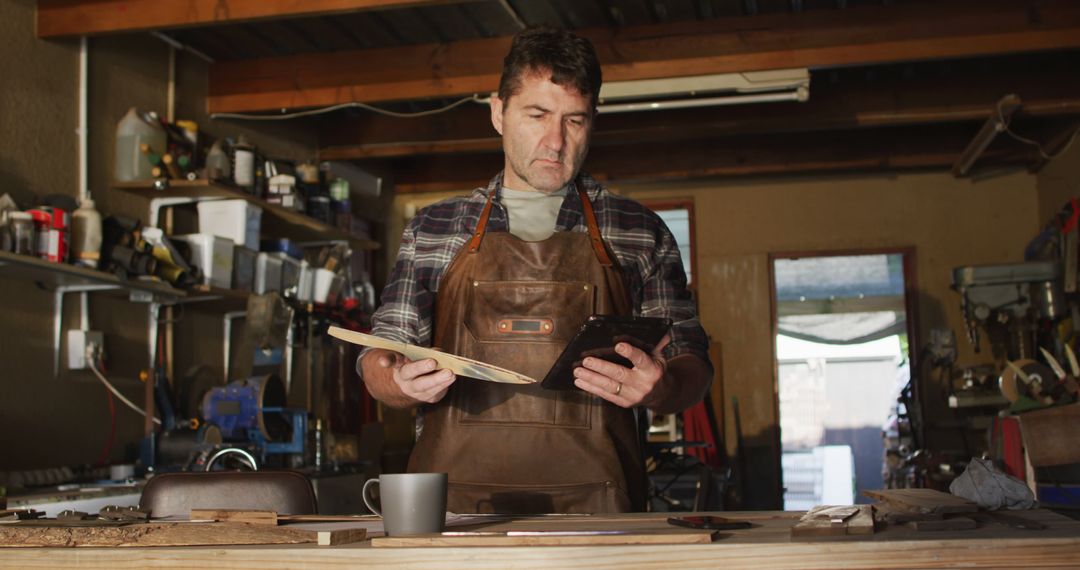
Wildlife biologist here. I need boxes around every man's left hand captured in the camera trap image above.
[573,334,672,408]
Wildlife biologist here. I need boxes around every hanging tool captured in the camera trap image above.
[1038,347,1080,404]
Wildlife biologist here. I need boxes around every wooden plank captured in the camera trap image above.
[863,489,979,515]
[372,529,714,547]
[791,505,874,538]
[846,506,875,536]
[873,505,944,525]
[385,121,1037,193]
[0,510,1078,568]
[36,0,461,38]
[208,1,1080,113]
[321,137,503,160]
[189,509,278,526]
[318,527,369,546]
[111,179,380,251]
[0,521,320,547]
[791,515,844,537]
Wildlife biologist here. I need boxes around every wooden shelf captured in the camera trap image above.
[180,285,251,312]
[112,179,380,252]
[0,250,184,302]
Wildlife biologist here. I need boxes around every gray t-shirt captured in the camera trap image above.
[500,186,567,241]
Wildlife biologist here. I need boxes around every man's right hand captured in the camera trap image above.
[362,348,457,407]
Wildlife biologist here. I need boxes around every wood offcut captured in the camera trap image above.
[791,505,874,537]
[863,489,978,515]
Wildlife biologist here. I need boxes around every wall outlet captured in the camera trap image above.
[67,330,104,370]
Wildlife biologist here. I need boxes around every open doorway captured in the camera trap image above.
[770,250,917,510]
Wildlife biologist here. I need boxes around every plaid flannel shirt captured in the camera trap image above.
[367,171,709,364]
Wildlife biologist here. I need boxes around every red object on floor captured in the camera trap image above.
[992,416,1025,481]
[683,400,724,469]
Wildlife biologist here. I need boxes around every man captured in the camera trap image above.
[359,25,712,514]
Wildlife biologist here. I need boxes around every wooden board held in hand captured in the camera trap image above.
[328,326,536,384]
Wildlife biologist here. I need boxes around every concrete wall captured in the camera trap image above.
[0,0,318,473]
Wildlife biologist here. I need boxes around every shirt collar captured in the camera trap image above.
[476,171,603,232]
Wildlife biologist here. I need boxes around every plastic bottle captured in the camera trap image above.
[114,108,167,182]
[205,140,231,182]
[233,136,255,188]
[71,197,103,268]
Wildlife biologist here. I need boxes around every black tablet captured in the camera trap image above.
[540,315,672,390]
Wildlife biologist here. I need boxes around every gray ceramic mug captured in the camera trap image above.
[362,472,448,536]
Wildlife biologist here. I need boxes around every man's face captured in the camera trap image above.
[491,71,594,193]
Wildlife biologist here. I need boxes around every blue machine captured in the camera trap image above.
[202,374,307,461]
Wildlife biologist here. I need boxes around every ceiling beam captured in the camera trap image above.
[209,0,1080,114]
[382,123,1038,193]
[36,0,463,38]
[317,55,1080,160]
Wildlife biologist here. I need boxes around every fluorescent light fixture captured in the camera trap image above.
[952,94,1021,177]
[596,68,810,114]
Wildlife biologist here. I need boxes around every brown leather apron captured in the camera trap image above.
[408,186,646,514]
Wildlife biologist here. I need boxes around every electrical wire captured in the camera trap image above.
[210,94,491,121]
[997,97,1080,161]
[88,359,162,425]
[95,381,116,467]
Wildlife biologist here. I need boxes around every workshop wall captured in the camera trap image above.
[387,170,1037,509]
[0,0,319,474]
[1036,141,1080,225]
[0,0,113,474]
[619,170,1038,509]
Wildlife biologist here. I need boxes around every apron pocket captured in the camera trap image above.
[454,279,595,427]
[448,479,629,514]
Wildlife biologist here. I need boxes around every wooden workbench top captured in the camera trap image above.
[2,509,1078,569]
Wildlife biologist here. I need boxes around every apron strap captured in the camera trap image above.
[466,191,497,253]
[466,185,614,268]
[577,187,614,267]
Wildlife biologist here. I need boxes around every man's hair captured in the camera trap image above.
[497,25,602,109]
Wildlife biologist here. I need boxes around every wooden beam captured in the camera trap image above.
[36,0,462,38]
[209,0,1080,114]
[318,54,1080,159]
[382,123,1037,193]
